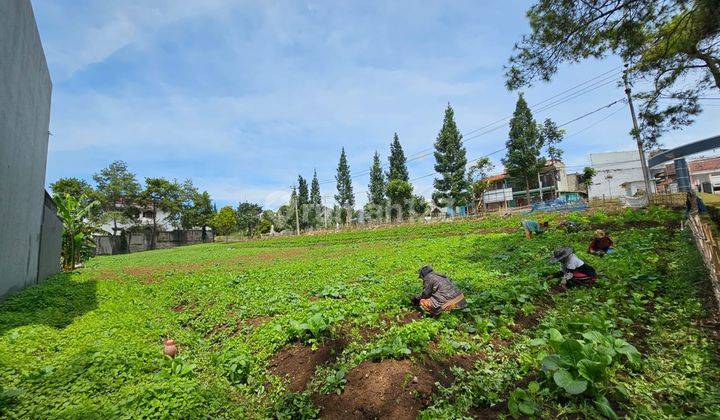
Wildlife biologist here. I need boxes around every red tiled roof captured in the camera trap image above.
[689,157,720,173]
[485,173,506,183]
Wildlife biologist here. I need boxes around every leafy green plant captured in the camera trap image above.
[273,392,319,419]
[155,356,197,379]
[222,353,253,385]
[53,193,100,270]
[320,367,347,395]
[286,311,340,343]
[532,328,640,418]
[314,284,348,299]
[508,381,543,418]
[368,335,412,360]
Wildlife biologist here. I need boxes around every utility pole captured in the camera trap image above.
[623,65,654,198]
[293,186,300,235]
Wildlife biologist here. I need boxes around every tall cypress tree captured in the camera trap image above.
[297,175,309,229]
[335,148,355,224]
[502,94,545,204]
[309,170,321,228]
[368,152,386,206]
[432,104,469,207]
[387,133,409,182]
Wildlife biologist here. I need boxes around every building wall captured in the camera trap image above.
[0,0,54,298]
[37,193,63,282]
[588,151,647,199]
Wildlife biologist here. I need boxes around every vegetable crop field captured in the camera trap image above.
[1,207,719,418]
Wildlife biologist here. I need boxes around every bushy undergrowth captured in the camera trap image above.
[0,207,717,418]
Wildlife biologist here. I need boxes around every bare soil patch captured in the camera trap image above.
[268,338,346,392]
[315,359,436,420]
[171,300,195,313]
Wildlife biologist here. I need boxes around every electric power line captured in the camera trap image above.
[316,67,623,184]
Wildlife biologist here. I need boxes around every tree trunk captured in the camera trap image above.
[694,50,720,89]
[525,176,531,205]
[151,204,157,250]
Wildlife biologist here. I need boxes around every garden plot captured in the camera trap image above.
[0,207,718,418]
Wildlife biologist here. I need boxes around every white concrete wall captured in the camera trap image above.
[0,0,53,298]
[588,151,647,199]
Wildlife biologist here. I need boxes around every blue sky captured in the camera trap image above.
[34,0,720,209]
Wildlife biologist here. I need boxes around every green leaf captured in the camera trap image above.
[518,400,537,415]
[594,394,618,420]
[529,338,547,346]
[577,359,605,383]
[615,340,641,364]
[553,369,587,395]
[541,355,562,372]
[547,328,563,342]
[527,381,540,394]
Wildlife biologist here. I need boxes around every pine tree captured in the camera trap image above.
[365,152,386,221]
[432,104,470,208]
[289,187,299,233]
[309,170,321,228]
[387,133,409,182]
[368,152,385,205]
[502,94,545,204]
[334,148,355,224]
[297,175,309,229]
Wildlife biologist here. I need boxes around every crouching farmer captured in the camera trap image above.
[411,265,467,316]
[588,229,614,256]
[522,220,548,239]
[549,247,597,289]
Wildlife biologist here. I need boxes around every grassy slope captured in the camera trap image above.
[0,209,718,418]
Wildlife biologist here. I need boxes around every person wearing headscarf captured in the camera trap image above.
[411,265,466,316]
[588,229,614,255]
[549,247,597,289]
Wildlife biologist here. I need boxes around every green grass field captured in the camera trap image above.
[1,207,719,418]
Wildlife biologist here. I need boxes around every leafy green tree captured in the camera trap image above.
[412,195,429,216]
[93,161,141,235]
[141,177,183,249]
[506,0,720,147]
[387,133,409,182]
[53,193,100,270]
[309,170,321,228]
[539,119,565,198]
[236,202,263,237]
[433,104,470,208]
[297,175,309,230]
[467,157,496,211]
[212,206,238,240]
[179,181,214,240]
[334,148,355,224]
[581,167,597,190]
[386,180,413,220]
[503,94,545,204]
[50,177,95,200]
[366,151,386,221]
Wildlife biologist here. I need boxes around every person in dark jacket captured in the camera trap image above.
[411,265,467,316]
[588,229,614,256]
[549,247,597,289]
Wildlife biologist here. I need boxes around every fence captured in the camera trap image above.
[687,208,720,312]
[95,229,214,255]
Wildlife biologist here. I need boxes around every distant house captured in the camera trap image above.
[655,156,720,194]
[480,161,585,210]
[99,204,175,235]
[588,150,654,199]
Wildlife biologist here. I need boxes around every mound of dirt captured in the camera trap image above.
[315,359,438,420]
[268,339,345,392]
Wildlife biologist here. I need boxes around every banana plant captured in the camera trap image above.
[53,193,100,270]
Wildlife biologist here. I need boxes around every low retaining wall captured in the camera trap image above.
[95,229,214,255]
